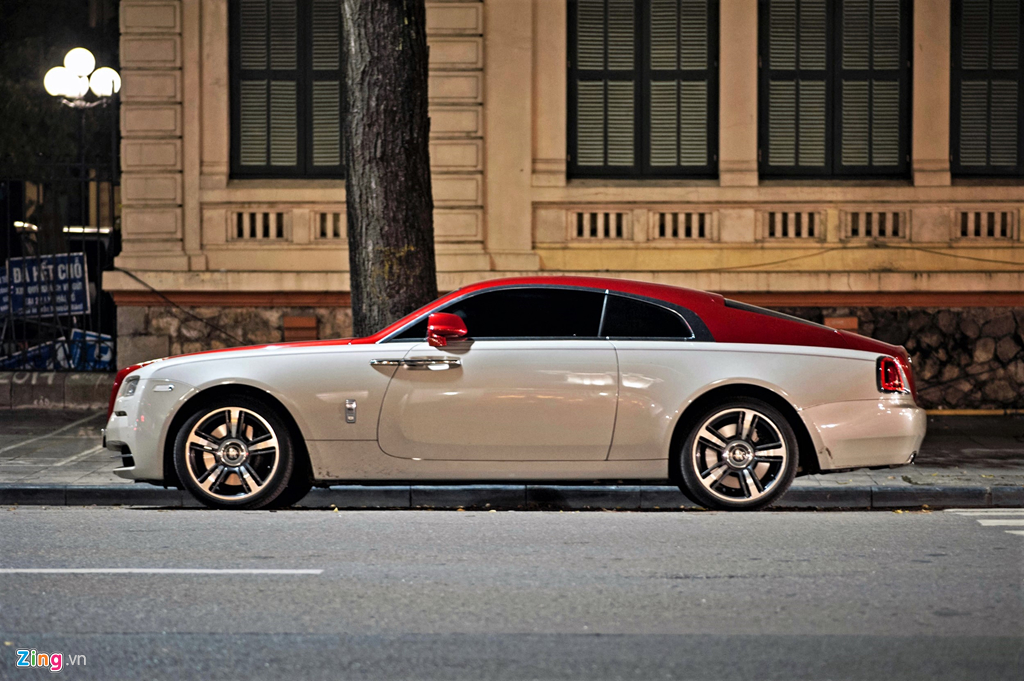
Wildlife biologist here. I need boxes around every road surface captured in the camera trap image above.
[1,507,1021,680]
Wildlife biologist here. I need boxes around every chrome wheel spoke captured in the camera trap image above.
[700,460,729,482]
[198,464,226,492]
[248,446,276,458]
[742,469,764,499]
[240,464,263,494]
[698,426,727,451]
[738,410,757,441]
[248,432,274,446]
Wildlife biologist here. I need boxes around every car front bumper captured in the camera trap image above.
[802,396,927,471]
[106,378,194,483]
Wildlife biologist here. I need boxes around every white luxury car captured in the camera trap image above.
[104,276,926,511]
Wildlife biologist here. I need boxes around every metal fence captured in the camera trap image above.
[1,166,120,372]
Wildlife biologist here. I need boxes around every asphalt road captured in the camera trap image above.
[0,507,1022,681]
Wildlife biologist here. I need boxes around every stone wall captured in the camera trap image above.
[117,306,353,367]
[780,307,1024,410]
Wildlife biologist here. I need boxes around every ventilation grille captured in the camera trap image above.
[760,210,823,239]
[841,210,908,239]
[232,211,287,240]
[956,209,1018,239]
[652,211,716,240]
[315,211,346,240]
[570,210,632,240]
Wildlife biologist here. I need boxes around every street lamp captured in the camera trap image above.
[44,48,120,109]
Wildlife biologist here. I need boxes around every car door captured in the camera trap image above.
[376,287,618,461]
[601,294,703,461]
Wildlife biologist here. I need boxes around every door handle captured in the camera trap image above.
[369,358,461,370]
[401,357,462,370]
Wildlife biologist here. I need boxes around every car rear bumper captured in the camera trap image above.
[802,397,927,471]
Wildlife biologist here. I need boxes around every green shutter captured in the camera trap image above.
[837,0,905,169]
[575,0,636,169]
[764,0,828,171]
[953,0,1022,174]
[648,0,711,169]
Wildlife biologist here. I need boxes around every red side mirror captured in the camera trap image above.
[426,312,468,347]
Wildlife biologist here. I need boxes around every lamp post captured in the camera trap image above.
[41,49,121,367]
[42,47,120,232]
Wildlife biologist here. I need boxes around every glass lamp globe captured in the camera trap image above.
[89,67,121,97]
[64,48,96,78]
[44,66,75,97]
[69,75,91,98]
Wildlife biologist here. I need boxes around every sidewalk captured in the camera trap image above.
[1,410,1022,509]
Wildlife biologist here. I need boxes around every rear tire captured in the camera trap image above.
[173,396,296,510]
[677,398,798,511]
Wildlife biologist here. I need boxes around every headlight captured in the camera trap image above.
[123,376,140,397]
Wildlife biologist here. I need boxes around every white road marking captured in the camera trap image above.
[946,509,1024,537]
[0,413,104,455]
[947,509,1024,516]
[0,568,323,575]
[53,444,105,467]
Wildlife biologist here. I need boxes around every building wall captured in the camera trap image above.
[111,0,1024,408]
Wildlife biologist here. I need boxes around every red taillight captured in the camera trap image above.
[877,356,907,393]
[107,364,142,419]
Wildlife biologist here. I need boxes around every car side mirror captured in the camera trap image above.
[426,312,468,348]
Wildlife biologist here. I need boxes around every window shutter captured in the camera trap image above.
[570,0,717,178]
[574,0,637,170]
[648,0,712,171]
[231,0,346,177]
[761,0,909,177]
[953,0,1023,175]
[763,0,829,172]
[310,0,344,170]
[836,0,907,171]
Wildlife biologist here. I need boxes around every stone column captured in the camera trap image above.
[718,0,759,187]
[484,0,540,270]
[117,0,188,270]
[912,0,952,187]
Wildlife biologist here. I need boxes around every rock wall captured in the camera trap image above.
[779,307,1024,410]
[117,306,354,367]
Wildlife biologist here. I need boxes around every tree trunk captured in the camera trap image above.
[341,0,438,337]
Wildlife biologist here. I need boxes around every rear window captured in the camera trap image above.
[600,295,693,339]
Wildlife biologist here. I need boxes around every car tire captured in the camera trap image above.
[173,396,296,510]
[266,455,314,509]
[678,398,798,512]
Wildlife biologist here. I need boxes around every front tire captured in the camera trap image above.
[174,396,296,509]
[678,399,798,511]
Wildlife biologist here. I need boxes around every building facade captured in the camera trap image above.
[111,0,1024,409]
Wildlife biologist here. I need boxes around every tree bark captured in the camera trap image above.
[341,0,438,337]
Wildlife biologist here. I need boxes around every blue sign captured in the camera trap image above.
[0,253,90,317]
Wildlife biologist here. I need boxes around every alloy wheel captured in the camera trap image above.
[183,406,281,502]
[690,406,789,504]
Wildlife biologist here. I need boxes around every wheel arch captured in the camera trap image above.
[667,383,821,483]
[161,383,311,489]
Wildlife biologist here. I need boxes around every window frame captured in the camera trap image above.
[566,0,720,180]
[950,0,1024,177]
[757,0,912,179]
[228,0,346,179]
[383,286,710,343]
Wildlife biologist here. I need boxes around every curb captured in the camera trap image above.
[1,483,1022,510]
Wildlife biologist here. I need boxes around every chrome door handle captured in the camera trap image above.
[370,358,461,370]
[401,357,462,370]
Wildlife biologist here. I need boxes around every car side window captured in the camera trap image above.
[600,294,693,339]
[392,287,606,340]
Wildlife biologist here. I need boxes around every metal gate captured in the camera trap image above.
[1,164,120,372]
